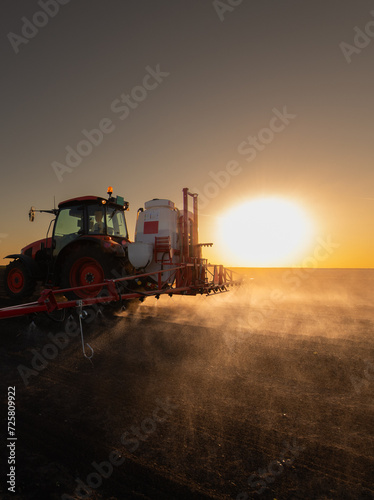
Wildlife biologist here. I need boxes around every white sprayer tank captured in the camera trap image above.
[127,199,180,283]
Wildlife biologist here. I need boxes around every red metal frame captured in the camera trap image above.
[0,263,241,320]
[182,187,200,262]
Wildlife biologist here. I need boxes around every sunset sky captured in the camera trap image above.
[1,1,374,267]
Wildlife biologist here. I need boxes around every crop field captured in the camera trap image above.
[1,269,374,499]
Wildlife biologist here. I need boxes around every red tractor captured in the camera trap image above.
[4,187,132,301]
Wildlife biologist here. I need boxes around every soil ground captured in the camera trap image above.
[0,268,374,499]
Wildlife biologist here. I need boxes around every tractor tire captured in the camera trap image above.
[4,260,36,300]
[60,247,117,301]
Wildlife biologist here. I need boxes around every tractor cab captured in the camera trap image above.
[53,195,129,256]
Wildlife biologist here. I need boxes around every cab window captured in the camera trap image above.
[53,205,84,254]
[107,207,128,238]
[87,205,105,234]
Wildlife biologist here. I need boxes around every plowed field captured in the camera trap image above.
[1,269,374,499]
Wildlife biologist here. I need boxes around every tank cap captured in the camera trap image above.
[144,199,175,209]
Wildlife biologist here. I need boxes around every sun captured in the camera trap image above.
[215,197,314,267]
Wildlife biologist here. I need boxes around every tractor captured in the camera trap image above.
[4,187,133,301]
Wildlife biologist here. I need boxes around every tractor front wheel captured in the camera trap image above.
[61,248,113,300]
[4,260,36,300]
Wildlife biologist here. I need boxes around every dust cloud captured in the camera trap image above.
[83,268,374,498]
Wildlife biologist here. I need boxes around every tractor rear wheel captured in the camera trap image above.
[60,247,116,300]
[4,260,36,300]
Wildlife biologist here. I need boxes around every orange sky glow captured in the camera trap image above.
[1,2,374,268]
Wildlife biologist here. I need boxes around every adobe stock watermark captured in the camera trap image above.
[236,438,305,498]
[51,64,170,182]
[193,106,296,209]
[17,284,119,386]
[227,234,341,351]
[61,397,178,499]
[213,0,243,22]
[247,235,340,327]
[17,314,81,386]
[0,233,9,243]
[7,0,72,55]
[340,10,374,63]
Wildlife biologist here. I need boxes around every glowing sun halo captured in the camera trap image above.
[216,197,314,266]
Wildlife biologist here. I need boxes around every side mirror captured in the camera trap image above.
[29,207,35,222]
